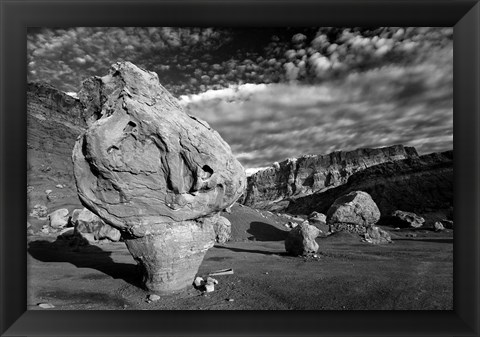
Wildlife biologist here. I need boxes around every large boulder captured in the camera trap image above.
[48,208,69,228]
[71,208,121,242]
[72,62,246,293]
[285,222,320,256]
[213,216,231,244]
[391,210,425,228]
[326,191,380,233]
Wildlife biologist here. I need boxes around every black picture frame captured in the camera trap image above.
[1,1,479,336]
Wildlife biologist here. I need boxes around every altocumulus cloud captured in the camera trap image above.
[183,46,452,169]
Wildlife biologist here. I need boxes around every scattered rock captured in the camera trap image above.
[148,294,161,302]
[56,184,64,189]
[72,62,246,294]
[327,191,380,233]
[30,204,48,219]
[48,208,69,228]
[213,216,231,244]
[205,283,215,292]
[285,221,298,229]
[71,208,121,242]
[45,189,52,195]
[206,277,218,285]
[364,226,392,244]
[38,303,55,309]
[391,210,425,228]
[434,222,445,232]
[406,233,417,238]
[194,276,205,288]
[227,298,234,302]
[440,219,453,229]
[285,222,320,256]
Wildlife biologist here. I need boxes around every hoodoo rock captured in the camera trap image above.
[327,191,380,233]
[72,62,246,293]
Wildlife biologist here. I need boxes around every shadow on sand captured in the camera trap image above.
[246,221,289,242]
[215,245,288,256]
[28,238,144,289]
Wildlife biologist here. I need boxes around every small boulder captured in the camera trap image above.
[308,211,328,232]
[148,294,161,302]
[48,208,69,228]
[434,222,445,232]
[327,191,380,233]
[193,276,204,288]
[71,208,121,242]
[440,219,453,229]
[391,210,424,228]
[213,216,231,244]
[364,226,392,244]
[285,222,320,256]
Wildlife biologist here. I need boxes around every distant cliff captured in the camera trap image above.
[285,150,453,217]
[242,145,419,210]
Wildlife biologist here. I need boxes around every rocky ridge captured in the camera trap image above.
[242,145,419,210]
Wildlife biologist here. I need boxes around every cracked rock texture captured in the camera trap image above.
[285,222,320,256]
[72,62,246,293]
[242,145,418,210]
[327,191,380,233]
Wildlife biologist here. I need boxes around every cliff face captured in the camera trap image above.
[285,150,453,217]
[242,145,419,210]
[27,82,87,213]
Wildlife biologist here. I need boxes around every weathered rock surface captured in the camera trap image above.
[72,62,246,293]
[48,208,69,228]
[364,226,392,244]
[286,151,453,220]
[434,222,445,231]
[307,211,328,232]
[327,191,380,233]
[242,145,418,210]
[285,222,320,256]
[71,208,121,242]
[213,216,231,244]
[391,210,425,228]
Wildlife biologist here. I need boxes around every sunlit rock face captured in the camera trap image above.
[72,61,246,293]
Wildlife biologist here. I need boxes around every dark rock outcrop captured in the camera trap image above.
[284,222,320,256]
[286,151,453,220]
[327,191,380,233]
[242,145,418,210]
[391,210,425,228]
[72,62,246,293]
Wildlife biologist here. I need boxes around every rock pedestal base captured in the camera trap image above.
[123,217,216,294]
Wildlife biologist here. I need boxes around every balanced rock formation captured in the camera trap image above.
[391,210,425,228]
[285,222,320,256]
[364,226,392,244]
[72,62,246,293]
[71,208,121,242]
[242,145,418,210]
[213,216,232,244]
[327,191,380,233]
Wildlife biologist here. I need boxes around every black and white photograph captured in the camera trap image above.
[26,27,453,310]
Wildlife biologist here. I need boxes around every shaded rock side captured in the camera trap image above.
[72,208,121,242]
[242,145,418,209]
[72,61,247,229]
[286,150,453,218]
[327,191,380,233]
[285,223,320,256]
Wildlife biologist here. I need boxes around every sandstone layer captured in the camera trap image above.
[242,145,418,210]
[286,151,453,220]
[72,62,246,293]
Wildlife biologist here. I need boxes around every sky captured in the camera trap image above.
[27,27,453,171]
